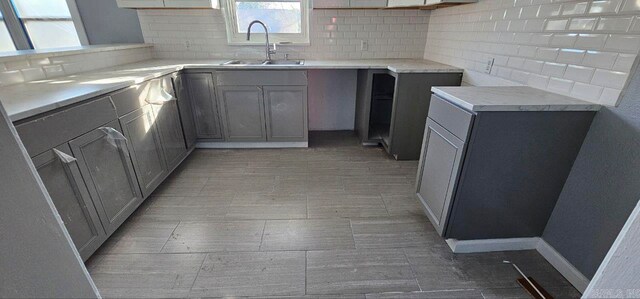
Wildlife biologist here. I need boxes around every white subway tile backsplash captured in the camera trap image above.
[138,9,428,60]
[569,18,598,31]
[604,34,640,52]
[599,87,622,105]
[424,0,639,105]
[583,50,618,68]
[0,46,152,87]
[561,2,589,15]
[596,16,633,31]
[589,0,623,14]
[564,65,595,83]
[571,82,603,101]
[591,68,628,88]
[574,33,608,48]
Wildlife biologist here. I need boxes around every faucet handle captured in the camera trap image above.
[269,42,277,54]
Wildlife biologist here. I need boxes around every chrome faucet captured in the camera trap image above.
[247,20,276,62]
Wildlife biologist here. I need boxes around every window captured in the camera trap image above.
[0,11,16,51]
[223,0,309,45]
[12,0,81,49]
[0,0,85,51]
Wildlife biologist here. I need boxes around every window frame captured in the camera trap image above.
[222,0,310,45]
[0,0,88,51]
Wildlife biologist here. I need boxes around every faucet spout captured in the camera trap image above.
[246,20,273,61]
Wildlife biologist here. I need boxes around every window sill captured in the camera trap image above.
[227,41,311,46]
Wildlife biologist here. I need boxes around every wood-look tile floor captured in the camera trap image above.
[86,131,581,299]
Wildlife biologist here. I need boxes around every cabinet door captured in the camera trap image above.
[184,73,224,140]
[69,121,144,235]
[173,74,198,149]
[217,86,267,141]
[119,105,168,198]
[33,145,106,260]
[263,86,308,141]
[416,118,466,235]
[152,100,187,171]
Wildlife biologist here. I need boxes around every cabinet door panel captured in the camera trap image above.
[69,121,143,235]
[153,100,187,171]
[173,74,198,149]
[120,105,168,198]
[263,86,308,141]
[416,118,465,235]
[217,86,267,141]
[185,73,224,140]
[33,145,106,260]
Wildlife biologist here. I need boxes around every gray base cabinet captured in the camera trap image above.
[183,73,224,140]
[69,120,144,235]
[119,105,168,198]
[416,95,596,240]
[33,144,106,260]
[151,100,187,171]
[264,86,308,141]
[217,85,267,141]
[355,70,463,160]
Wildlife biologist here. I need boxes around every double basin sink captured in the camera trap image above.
[221,59,305,66]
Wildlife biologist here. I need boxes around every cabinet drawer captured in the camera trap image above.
[216,71,308,86]
[111,76,175,116]
[15,96,117,157]
[429,94,474,140]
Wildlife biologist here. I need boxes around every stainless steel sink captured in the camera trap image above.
[221,59,304,66]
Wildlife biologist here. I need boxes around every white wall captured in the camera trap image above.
[423,0,640,106]
[137,9,429,60]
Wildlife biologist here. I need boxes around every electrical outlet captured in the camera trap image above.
[485,58,495,74]
[360,40,368,51]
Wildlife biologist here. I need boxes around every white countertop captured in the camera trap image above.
[1,59,462,122]
[432,86,601,112]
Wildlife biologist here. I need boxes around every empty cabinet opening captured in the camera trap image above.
[368,73,396,146]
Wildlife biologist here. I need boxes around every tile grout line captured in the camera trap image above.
[305,250,308,295]
[189,252,209,293]
[258,219,267,251]
[158,221,181,254]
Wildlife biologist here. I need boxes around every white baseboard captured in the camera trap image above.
[536,239,590,293]
[445,237,590,293]
[446,237,540,253]
[196,142,308,149]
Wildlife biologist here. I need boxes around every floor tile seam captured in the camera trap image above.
[158,221,181,253]
[188,252,209,293]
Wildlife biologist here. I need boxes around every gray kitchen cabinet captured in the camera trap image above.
[416,94,596,240]
[32,144,106,261]
[119,105,168,198]
[263,86,308,141]
[184,73,224,140]
[355,70,463,160]
[148,78,187,171]
[416,119,466,235]
[217,85,267,141]
[173,74,198,149]
[69,120,143,235]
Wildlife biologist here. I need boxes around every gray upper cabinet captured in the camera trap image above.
[69,121,143,235]
[119,105,168,198]
[149,77,187,171]
[263,86,308,141]
[173,74,198,149]
[184,73,224,140]
[416,118,466,235]
[217,85,267,141]
[32,144,106,261]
